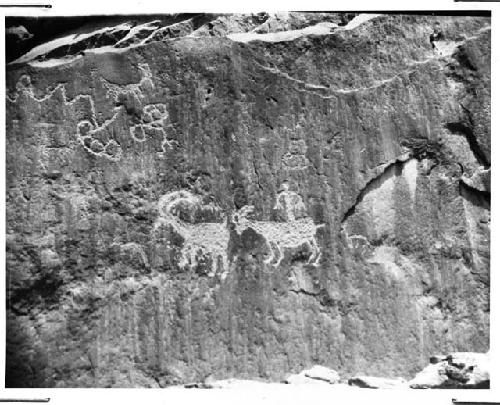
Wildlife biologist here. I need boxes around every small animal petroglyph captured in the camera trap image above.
[154,190,230,279]
[76,115,123,162]
[130,103,176,152]
[232,186,324,267]
[345,233,371,256]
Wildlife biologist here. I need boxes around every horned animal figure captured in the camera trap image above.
[232,205,324,267]
[155,190,230,279]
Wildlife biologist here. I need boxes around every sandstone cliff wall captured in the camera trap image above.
[5,13,490,387]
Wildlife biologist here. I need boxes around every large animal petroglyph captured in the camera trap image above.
[154,190,230,279]
[232,184,324,267]
[154,184,324,278]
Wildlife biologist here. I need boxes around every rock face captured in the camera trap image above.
[5,12,490,388]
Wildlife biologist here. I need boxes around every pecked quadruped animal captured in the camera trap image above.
[154,187,325,278]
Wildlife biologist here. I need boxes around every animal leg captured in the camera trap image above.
[208,255,217,278]
[306,240,314,264]
[190,247,198,270]
[219,254,229,280]
[311,238,322,266]
[273,243,284,267]
[263,239,275,264]
[179,245,189,268]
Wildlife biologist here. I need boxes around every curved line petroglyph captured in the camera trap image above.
[76,115,123,161]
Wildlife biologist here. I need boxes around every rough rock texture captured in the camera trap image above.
[409,352,490,388]
[8,13,348,66]
[5,13,490,388]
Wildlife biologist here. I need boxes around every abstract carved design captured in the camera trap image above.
[76,116,123,162]
[130,103,177,152]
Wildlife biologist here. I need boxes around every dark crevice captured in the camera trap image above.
[453,45,478,72]
[458,179,490,209]
[445,122,490,168]
[341,156,410,224]
[290,288,318,298]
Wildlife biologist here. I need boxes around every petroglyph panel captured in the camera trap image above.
[154,190,230,279]
[8,68,175,162]
[7,74,125,162]
[233,184,324,267]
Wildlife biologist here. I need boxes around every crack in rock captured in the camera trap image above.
[254,26,490,99]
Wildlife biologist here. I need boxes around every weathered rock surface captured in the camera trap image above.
[409,352,490,388]
[284,365,340,384]
[5,12,490,388]
[348,376,407,389]
[8,13,350,66]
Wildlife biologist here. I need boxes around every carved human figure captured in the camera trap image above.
[274,181,306,221]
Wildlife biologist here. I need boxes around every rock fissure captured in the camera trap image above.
[254,26,489,100]
[340,154,411,224]
[446,120,490,168]
[458,179,490,208]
